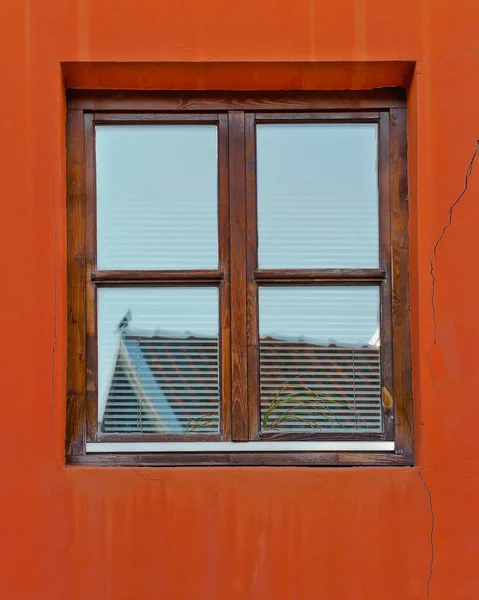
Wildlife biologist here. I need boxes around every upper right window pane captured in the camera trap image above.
[257,123,379,269]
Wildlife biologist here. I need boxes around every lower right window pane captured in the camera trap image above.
[259,286,382,434]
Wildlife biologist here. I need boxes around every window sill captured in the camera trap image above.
[67,442,413,467]
[86,441,394,453]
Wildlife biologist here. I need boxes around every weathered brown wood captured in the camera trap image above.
[378,112,395,441]
[91,270,223,284]
[255,112,379,122]
[259,431,385,441]
[94,112,218,125]
[245,113,261,440]
[254,268,386,283]
[218,113,232,441]
[67,89,407,111]
[66,109,87,456]
[229,111,249,440]
[68,451,412,467]
[84,113,98,442]
[97,433,222,443]
[390,107,414,458]
[66,92,413,466]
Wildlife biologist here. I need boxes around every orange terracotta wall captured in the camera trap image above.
[1,1,479,598]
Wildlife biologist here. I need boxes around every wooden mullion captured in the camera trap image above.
[68,89,407,112]
[66,109,87,456]
[390,107,413,456]
[255,268,386,284]
[97,433,221,443]
[229,111,249,440]
[218,113,232,441]
[259,431,385,441]
[91,269,223,284]
[84,113,98,442]
[93,113,219,125]
[378,112,394,442]
[255,112,379,123]
[245,113,261,440]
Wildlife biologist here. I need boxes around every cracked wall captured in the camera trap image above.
[422,141,479,598]
[1,0,479,598]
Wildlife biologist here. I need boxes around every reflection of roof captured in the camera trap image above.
[101,329,381,434]
[101,331,219,434]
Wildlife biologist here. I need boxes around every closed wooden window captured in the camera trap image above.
[66,90,412,466]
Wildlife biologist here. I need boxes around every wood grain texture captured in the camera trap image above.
[91,270,223,284]
[259,431,386,441]
[84,113,98,442]
[255,111,379,122]
[96,433,222,443]
[218,114,232,440]
[245,113,261,440]
[255,268,386,283]
[378,112,395,441]
[66,109,87,456]
[68,451,412,467]
[94,113,218,124]
[67,89,407,111]
[229,111,249,440]
[390,107,414,458]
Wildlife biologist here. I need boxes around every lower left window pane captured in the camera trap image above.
[97,287,220,434]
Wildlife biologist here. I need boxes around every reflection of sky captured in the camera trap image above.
[260,286,379,346]
[96,125,218,270]
[95,123,380,420]
[257,123,378,268]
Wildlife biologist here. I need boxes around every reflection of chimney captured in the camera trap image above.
[368,327,380,347]
[117,309,132,333]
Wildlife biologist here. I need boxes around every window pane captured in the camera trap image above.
[257,123,379,268]
[98,287,219,434]
[96,125,218,270]
[259,287,381,433]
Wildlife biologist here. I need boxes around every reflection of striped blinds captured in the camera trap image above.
[98,287,220,435]
[101,332,381,435]
[259,286,381,434]
[95,125,218,271]
[260,339,381,433]
[256,123,379,269]
[101,335,220,434]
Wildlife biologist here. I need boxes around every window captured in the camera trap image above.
[66,90,412,466]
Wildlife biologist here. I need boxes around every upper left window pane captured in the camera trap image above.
[96,125,218,270]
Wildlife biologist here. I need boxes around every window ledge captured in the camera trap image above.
[68,447,412,467]
[86,441,394,453]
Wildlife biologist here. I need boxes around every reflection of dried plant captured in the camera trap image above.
[262,377,362,431]
[185,411,218,433]
[184,378,363,433]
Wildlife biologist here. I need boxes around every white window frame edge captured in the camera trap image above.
[86,441,395,453]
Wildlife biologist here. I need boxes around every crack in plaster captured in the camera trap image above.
[51,162,58,437]
[428,142,479,354]
[418,442,435,600]
[422,140,479,599]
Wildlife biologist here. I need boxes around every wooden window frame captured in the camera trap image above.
[66,89,413,467]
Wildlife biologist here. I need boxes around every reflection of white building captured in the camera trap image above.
[368,328,380,347]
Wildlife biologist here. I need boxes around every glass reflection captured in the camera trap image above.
[98,287,219,434]
[257,123,379,268]
[96,125,218,270]
[259,287,381,433]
